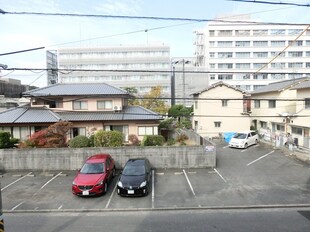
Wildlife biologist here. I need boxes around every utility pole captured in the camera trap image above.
[0,183,4,232]
[182,59,186,106]
[171,66,176,106]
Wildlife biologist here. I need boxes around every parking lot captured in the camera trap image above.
[1,141,310,212]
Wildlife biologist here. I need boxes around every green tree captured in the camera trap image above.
[122,87,140,106]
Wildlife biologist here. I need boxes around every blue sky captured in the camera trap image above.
[0,0,309,86]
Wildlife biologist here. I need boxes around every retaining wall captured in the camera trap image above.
[0,146,216,171]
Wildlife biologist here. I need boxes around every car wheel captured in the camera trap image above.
[104,182,108,194]
[244,143,248,149]
[255,139,258,145]
[112,167,116,178]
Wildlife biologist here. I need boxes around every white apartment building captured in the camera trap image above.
[194,17,310,91]
[57,44,171,96]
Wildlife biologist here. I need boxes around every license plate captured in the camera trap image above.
[82,190,89,196]
[127,190,134,194]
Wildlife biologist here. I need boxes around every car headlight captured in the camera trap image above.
[140,181,147,188]
[72,181,76,185]
[117,181,123,188]
[96,180,104,186]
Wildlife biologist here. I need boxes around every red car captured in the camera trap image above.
[72,154,116,196]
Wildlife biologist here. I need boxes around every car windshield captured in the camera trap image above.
[80,162,104,174]
[233,133,247,139]
[122,165,146,176]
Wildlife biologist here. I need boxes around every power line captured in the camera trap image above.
[228,0,310,7]
[0,47,45,56]
[0,9,309,26]
[5,67,310,75]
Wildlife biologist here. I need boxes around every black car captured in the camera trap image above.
[117,158,152,196]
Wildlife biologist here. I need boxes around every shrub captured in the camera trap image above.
[94,130,123,147]
[89,134,95,147]
[69,135,90,148]
[0,131,18,148]
[141,135,165,146]
[167,138,176,146]
[128,134,140,146]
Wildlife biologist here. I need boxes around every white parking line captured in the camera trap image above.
[39,172,63,190]
[223,145,229,149]
[11,202,24,211]
[183,169,196,197]
[58,205,63,210]
[247,150,274,166]
[1,172,32,191]
[105,181,118,209]
[152,170,155,209]
[214,168,227,183]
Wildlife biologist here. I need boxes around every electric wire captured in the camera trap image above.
[228,0,310,7]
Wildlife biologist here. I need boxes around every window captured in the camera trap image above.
[73,101,88,110]
[260,121,267,129]
[271,74,285,79]
[218,30,232,36]
[210,63,215,69]
[305,98,310,109]
[253,63,267,69]
[236,63,250,69]
[214,121,221,128]
[271,63,286,69]
[218,74,232,80]
[270,29,285,35]
[253,52,268,58]
[306,63,310,68]
[288,51,303,57]
[218,41,232,47]
[253,74,268,79]
[288,62,303,68]
[271,51,285,57]
[209,52,215,58]
[253,85,266,90]
[306,40,310,46]
[291,127,302,135]
[288,74,302,79]
[306,51,310,57]
[254,100,260,108]
[235,41,250,47]
[222,100,228,107]
[209,30,215,36]
[218,52,232,58]
[236,52,250,58]
[271,41,285,47]
[288,29,303,35]
[138,126,158,136]
[269,100,276,108]
[276,124,285,132]
[253,41,268,47]
[209,41,215,47]
[235,30,250,36]
[72,127,86,138]
[289,40,303,46]
[97,100,113,110]
[218,63,233,69]
[253,30,268,36]
[210,74,216,80]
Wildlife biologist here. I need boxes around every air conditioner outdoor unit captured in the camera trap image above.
[114,106,122,111]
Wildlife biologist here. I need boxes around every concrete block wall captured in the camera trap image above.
[0,146,216,171]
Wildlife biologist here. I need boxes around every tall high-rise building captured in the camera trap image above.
[193,16,310,91]
[57,44,171,97]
